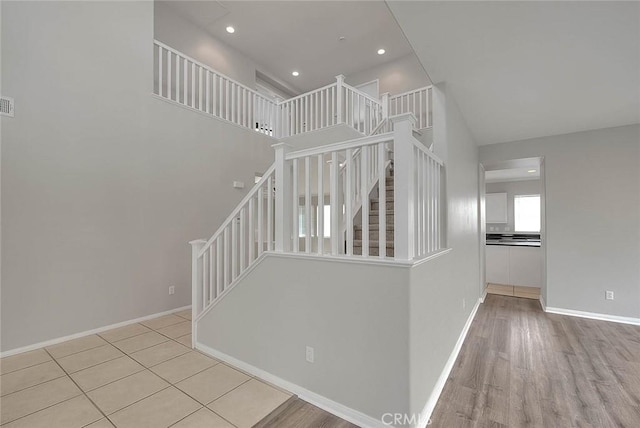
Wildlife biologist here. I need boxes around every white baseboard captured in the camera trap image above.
[539,295,546,311]
[196,343,389,428]
[1,305,191,358]
[414,298,481,428]
[480,288,488,303]
[544,306,640,326]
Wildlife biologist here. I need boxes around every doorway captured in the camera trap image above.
[479,158,546,306]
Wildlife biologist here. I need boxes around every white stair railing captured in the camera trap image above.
[343,83,385,135]
[190,114,444,341]
[190,165,276,323]
[389,86,432,129]
[276,81,339,138]
[276,134,393,258]
[155,41,277,135]
[154,41,388,139]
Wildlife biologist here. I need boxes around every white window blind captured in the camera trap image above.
[514,195,541,232]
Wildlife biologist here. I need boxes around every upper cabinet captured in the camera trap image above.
[486,192,507,223]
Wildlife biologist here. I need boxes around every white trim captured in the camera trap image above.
[264,250,413,268]
[196,343,390,428]
[411,248,452,267]
[0,305,191,358]
[480,287,488,303]
[539,295,546,311]
[544,306,640,326]
[414,298,481,428]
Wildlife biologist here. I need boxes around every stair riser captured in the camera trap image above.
[353,247,395,257]
[369,214,394,224]
[354,230,394,241]
[371,201,394,211]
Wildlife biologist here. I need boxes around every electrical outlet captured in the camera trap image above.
[169,286,175,295]
[305,346,314,363]
[605,290,614,300]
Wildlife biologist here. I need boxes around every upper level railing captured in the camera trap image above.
[154,41,427,141]
[155,41,276,135]
[389,86,432,129]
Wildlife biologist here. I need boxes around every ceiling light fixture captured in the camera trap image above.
[377,48,386,55]
[292,71,299,77]
[528,169,537,173]
[226,26,235,34]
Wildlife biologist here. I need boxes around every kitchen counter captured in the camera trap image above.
[486,233,541,247]
[486,241,541,247]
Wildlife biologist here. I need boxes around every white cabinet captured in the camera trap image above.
[486,193,507,223]
[486,246,509,284]
[485,245,542,287]
[509,247,542,287]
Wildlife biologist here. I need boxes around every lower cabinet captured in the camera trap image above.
[486,245,542,287]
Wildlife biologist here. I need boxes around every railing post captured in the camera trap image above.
[189,239,206,348]
[273,143,292,252]
[391,113,417,261]
[381,92,390,121]
[335,75,345,124]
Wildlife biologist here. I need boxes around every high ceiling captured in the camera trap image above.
[162,1,415,92]
[387,1,640,145]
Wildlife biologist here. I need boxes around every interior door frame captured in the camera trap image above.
[478,163,487,301]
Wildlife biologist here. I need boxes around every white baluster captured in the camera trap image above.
[267,176,273,250]
[158,46,163,97]
[378,142,386,258]
[317,154,324,255]
[345,149,353,255]
[305,157,311,253]
[330,151,339,255]
[292,158,299,252]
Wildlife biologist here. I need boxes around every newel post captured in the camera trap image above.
[391,113,417,261]
[273,143,292,252]
[189,239,206,348]
[381,92,390,123]
[335,74,345,124]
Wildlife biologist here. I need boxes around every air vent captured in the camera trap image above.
[1,96,15,117]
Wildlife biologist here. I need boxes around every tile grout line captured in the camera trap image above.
[96,324,154,343]
[102,384,174,424]
[57,344,127,376]
[0,361,67,397]
[0,356,56,376]
[0,377,86,425]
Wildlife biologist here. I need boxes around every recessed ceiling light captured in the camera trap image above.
[377,48,386,55]
[226,26,235,34]
[528,169,537,173]
[292,71,299,77]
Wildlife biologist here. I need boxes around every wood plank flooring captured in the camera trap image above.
[430,294,640,428]
[255,397,358,428]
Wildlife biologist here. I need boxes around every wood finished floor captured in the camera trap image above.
[256,397,358,428]
[430,294,640,428]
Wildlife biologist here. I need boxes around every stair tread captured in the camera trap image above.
[354,224,394,230]
[353,240,394,248]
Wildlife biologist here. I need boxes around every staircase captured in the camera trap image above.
[354,167,395,257]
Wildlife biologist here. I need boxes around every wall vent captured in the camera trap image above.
[1,96,15,117]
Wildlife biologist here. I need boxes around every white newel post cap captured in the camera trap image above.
[271,142,292,151]
[389,112,417,129]
[189,239,207,248]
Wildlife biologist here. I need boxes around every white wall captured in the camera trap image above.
[197,255,411,421]
[409,82,481,417]
[479,125,640,319]
[1,1,275,352]
[486,180,541,233]
[345,54,431,96]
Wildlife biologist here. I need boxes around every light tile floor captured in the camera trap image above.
[0,309,292,428]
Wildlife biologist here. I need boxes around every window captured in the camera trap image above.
[514,195,541,232]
